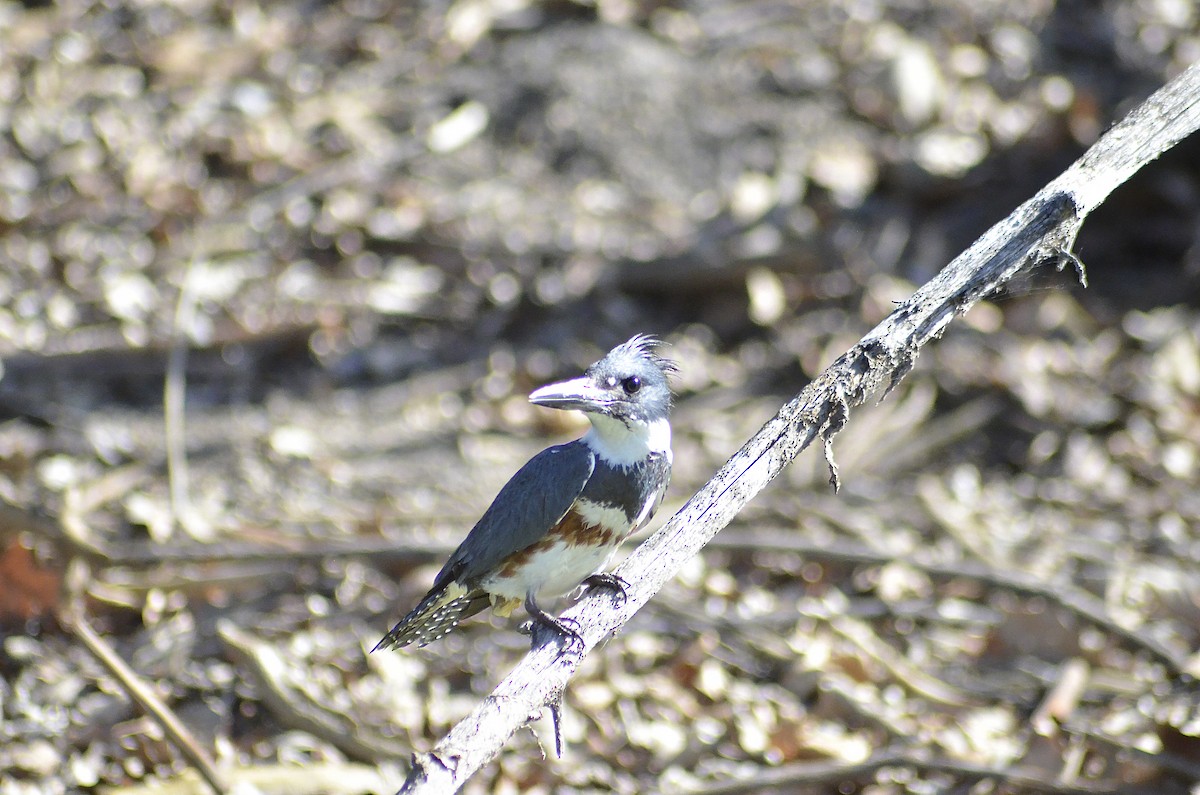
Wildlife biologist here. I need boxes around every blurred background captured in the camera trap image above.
[0,1,1198,793]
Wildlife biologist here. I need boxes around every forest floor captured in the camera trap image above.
[0,1,1198,793]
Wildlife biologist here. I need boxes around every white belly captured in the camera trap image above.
[481,539,620,600]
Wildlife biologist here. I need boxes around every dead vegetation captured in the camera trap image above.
[0,2,1198,794]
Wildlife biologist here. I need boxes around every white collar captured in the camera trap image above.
[582,414,672,468]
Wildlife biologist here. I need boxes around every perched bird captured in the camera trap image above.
[375,334,675,651]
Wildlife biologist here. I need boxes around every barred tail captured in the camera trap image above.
[373,581,489,651]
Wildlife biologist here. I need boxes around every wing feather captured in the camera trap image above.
[437,440,595,585]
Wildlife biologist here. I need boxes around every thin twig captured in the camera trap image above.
[60,561,226,795]
[165,260,209,541]
[682,745,1162,795]
[83,762,395,795]
[1065,724,1200,782]
[1033,659,1090,738]
[824,614,980,707]
[706,528,1187,674]
[217,620,410,761]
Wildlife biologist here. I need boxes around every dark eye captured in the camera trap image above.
[622,375,641,394]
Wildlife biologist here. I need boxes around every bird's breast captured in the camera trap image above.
[480,501,632,600]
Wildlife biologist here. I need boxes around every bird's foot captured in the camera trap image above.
[522,596,583,653]
[521,612,583,651]
[581,572,629,605]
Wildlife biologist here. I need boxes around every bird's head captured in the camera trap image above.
[528,334,676,426]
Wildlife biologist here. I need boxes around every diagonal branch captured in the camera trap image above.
[399,61,1200,794]
[60,562,227,795]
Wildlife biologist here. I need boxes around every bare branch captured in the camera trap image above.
[60,561,227,795]
[399,62,1200,793]
[217,622,410,761]
[682,744,1162,795]
[165,260,201,541]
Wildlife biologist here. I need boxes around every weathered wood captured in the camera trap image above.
[399,61,1200,794]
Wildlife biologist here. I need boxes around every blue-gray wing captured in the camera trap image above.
[436,441,595,585]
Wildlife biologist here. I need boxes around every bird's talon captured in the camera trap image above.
[527,612,583,652]
[582,573,629,604]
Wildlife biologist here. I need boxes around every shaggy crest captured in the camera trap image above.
[610,334,678,377]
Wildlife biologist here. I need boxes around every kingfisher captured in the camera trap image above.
[374,334,675,652]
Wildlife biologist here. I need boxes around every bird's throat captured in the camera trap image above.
[583,414,672,468]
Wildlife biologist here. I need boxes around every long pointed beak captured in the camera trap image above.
[528,376,612,414]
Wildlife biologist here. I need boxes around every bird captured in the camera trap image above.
[374,334,675,652]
